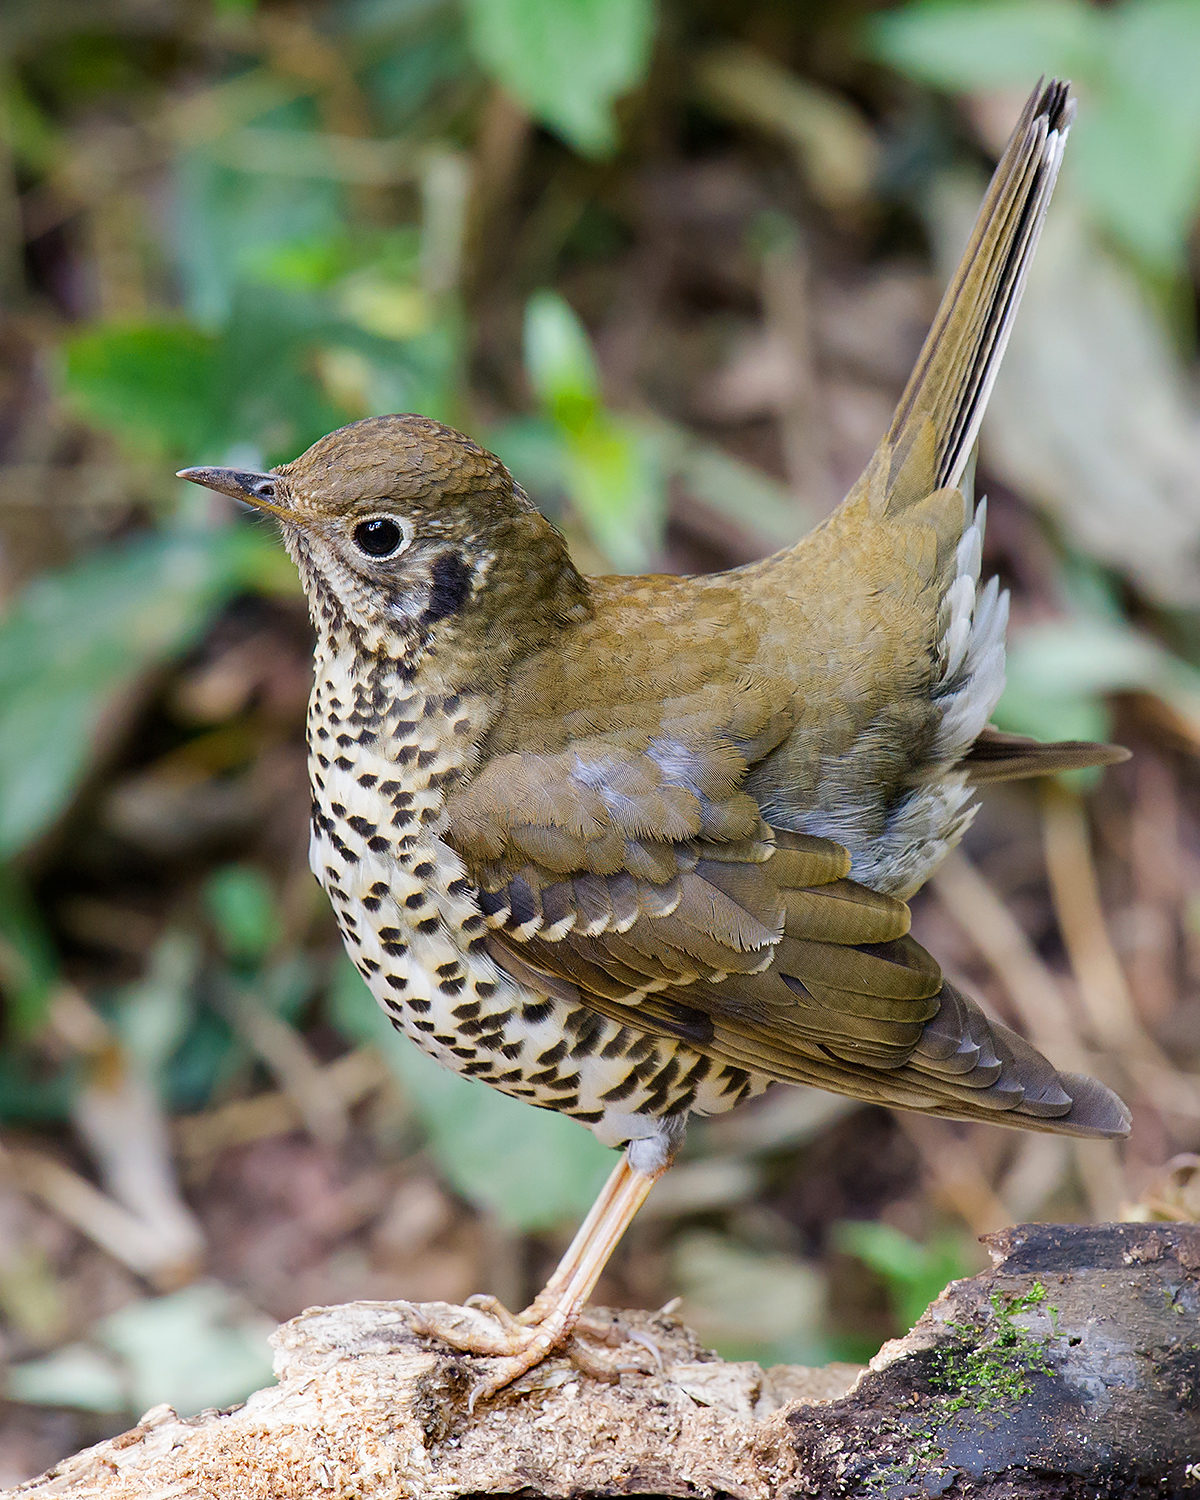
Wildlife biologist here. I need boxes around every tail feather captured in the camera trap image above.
[881,78,1074,507]
[964,726,1131,783]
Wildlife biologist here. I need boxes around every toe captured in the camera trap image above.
[465,1293,522,1330]
[398,1299,526,1358]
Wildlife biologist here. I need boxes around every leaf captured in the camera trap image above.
[0,1052,80,1127]
[835,1220,971,1330]
[866,0,1096,91]
[524,290,602,422]
[928,182,1200,606]
[870,0,1200,273]
[9,1284,275,1417]
[464,0,656,156]
[328,959,613,1231]
[113,935,201,1080]
[6,1345,124,1415]
[62,288,371,469]
[522,293,666,569]
[63,323,225,458]
[1074,0,1200,269]
[205,866,279,966]
[997,615,1200,746]
[569,424,664,572]
[673,1231,831,1366]
[0,528,251,857]
[171,108,346,324]
[0,865,59,1036]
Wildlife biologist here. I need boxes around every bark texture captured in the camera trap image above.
[7,1222,1199,1500]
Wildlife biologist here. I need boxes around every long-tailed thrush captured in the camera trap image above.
[181,80,1130,1402]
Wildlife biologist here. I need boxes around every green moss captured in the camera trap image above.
[930,1280,1057,1418]
[861,1281,1064,1494]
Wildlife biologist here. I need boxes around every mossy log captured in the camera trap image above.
[7,1222,1199,1499]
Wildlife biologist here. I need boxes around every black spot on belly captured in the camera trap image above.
[422,551,473,626]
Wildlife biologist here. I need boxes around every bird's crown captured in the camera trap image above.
[278,413,515,523]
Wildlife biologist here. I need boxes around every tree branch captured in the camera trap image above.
[10,1223,1199,1499]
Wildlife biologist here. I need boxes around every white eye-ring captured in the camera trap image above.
[352,515,412,561]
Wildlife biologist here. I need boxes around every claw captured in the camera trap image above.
[622,1324,666,1372]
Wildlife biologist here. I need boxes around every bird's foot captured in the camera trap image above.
[392,1156,669,1405]
[393,1297,662,1405]
[393,1296,586,1408]
[565,1308,665,1382]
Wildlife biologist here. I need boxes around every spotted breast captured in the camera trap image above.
[308,633,764,1170]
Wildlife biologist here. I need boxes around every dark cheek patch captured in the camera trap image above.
[422,550,473,625]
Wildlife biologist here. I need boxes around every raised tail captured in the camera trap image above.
[869,78,1074,514]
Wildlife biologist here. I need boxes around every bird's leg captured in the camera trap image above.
[513,1151,641,1326]
[399,1151,663,1404]
[471,1153,661,1402]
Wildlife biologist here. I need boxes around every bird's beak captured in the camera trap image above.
[176,466,291,519]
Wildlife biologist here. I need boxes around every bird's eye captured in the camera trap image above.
[353,517,408,560]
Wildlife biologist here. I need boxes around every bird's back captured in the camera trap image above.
[485,80,1083,899]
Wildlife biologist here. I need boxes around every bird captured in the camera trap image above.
[180,78,1130,1403]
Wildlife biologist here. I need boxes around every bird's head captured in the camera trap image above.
[180,414,586,658]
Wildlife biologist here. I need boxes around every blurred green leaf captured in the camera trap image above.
[486,416,573,503]
[212,0,259,21]
[464,0,655,156]
[868,1,1095,89]
[111,935,200,1081]
[0,1053,80,1126]
[345,0,467,135]
[2,75,58,175]
[205,866,279,966]
[0,865,58,1036]
[161,1004,245,1114]
[998,615,1200,746]
[6,1345,123,1414]
[1074,0,1200,269]
[328,959,612,1230]
[173,134,346,325]
[64,280,462,469]
[523,292,665,569]
[0,528,253,858]
[63,324,224,458]
[525,289,602,422]
[9,1283,274,1416]
[869,0,1200,272]
[835,1220,970,1330]
[563,424,664,572]
[674,1230,831,1366]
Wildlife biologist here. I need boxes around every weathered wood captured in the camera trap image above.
[8,1223,1198,1499]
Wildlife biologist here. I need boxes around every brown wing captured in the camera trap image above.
[443,741,1129,1139]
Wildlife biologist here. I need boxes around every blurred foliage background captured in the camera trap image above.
[2,0,1200,1478]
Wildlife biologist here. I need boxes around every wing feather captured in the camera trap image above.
[446,736,1128,1139]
